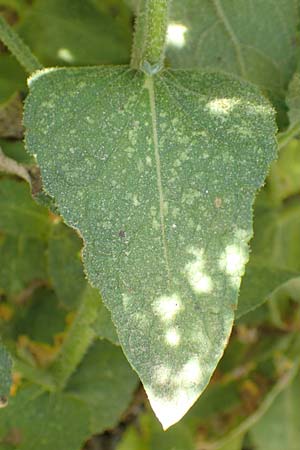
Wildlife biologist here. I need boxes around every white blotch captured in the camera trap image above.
[165,328,180,346]
[207,98,240,115]
[132,194,140,206]
[146,156,152,166]
[86,116,95,124]
[122,294,131,308]
[154,366,171,385]
[220,245,247,276]
[57,48,74,63]
[152,218,160,230]
[167,23,188,48]
[180,358,202,384]
[137,159,144,172]
[154,294,182,321]
[147,388,196,430]
[219,244,248,287]
[184,249,213,294]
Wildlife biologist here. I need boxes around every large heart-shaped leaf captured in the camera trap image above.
[24,67,276,427]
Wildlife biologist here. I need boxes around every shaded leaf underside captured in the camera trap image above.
[167,0,298,94]
[24,66,276,427]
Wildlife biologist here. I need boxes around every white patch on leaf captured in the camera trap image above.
[167,23,188,48]
[165,328,181,346]
[147,388,198,430]
[207,98,240,115]
[154,294,182,321]
[219,244,248,286]
[180,358,202,384]
[57,48,74,63]
[184,249,213,294]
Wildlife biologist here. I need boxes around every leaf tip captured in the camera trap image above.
[146,388,199,430]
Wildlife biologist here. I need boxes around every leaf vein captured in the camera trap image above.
[145,75,171,285]
[211,0,247,77]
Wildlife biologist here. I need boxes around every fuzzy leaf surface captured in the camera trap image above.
[25,66,276,427]
[0,343,12,402]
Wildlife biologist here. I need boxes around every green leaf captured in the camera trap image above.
[0,384,90,450]
[181,331,299,446]
[237,265,298,318]
[0,234,48,297]
[48,221,118,343]
[17,0,132,66]
[286,70,300,126]
[48,222,87,309]
[0,343,12,404]
[92,301,119,345]
[166,0,298,96]
[0,138,34,165]
[116,410,195,450]
[250,372,300,450]
[0,55,26,104]
[278,68,300,148]
[123,0,138,11]
[11,288,67,345]
[0,178,50,240]
[217,434,244,450]
[268,139,300,203]
[24,66,276,427]
[237,137,300,316]
[66,340,138,434]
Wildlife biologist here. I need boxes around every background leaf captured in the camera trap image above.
[0,384,90,450]
[116,410,195,450]
[237,139,300,317]
[66,340,138,434]
[16,0,133,66]
[0,178,50,239]
[166,0,298,95]
[0,234,47,297]
[0,55,26,104]
[249,372,300,450]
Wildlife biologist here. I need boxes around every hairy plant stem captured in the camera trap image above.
[49,286,100,390]
[0,15,42,74]
[131,0,170,74]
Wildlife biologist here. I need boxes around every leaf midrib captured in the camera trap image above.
[145,75,171,286]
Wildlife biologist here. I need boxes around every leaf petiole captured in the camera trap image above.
[0,15,42,74]
[131,0,170,74]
